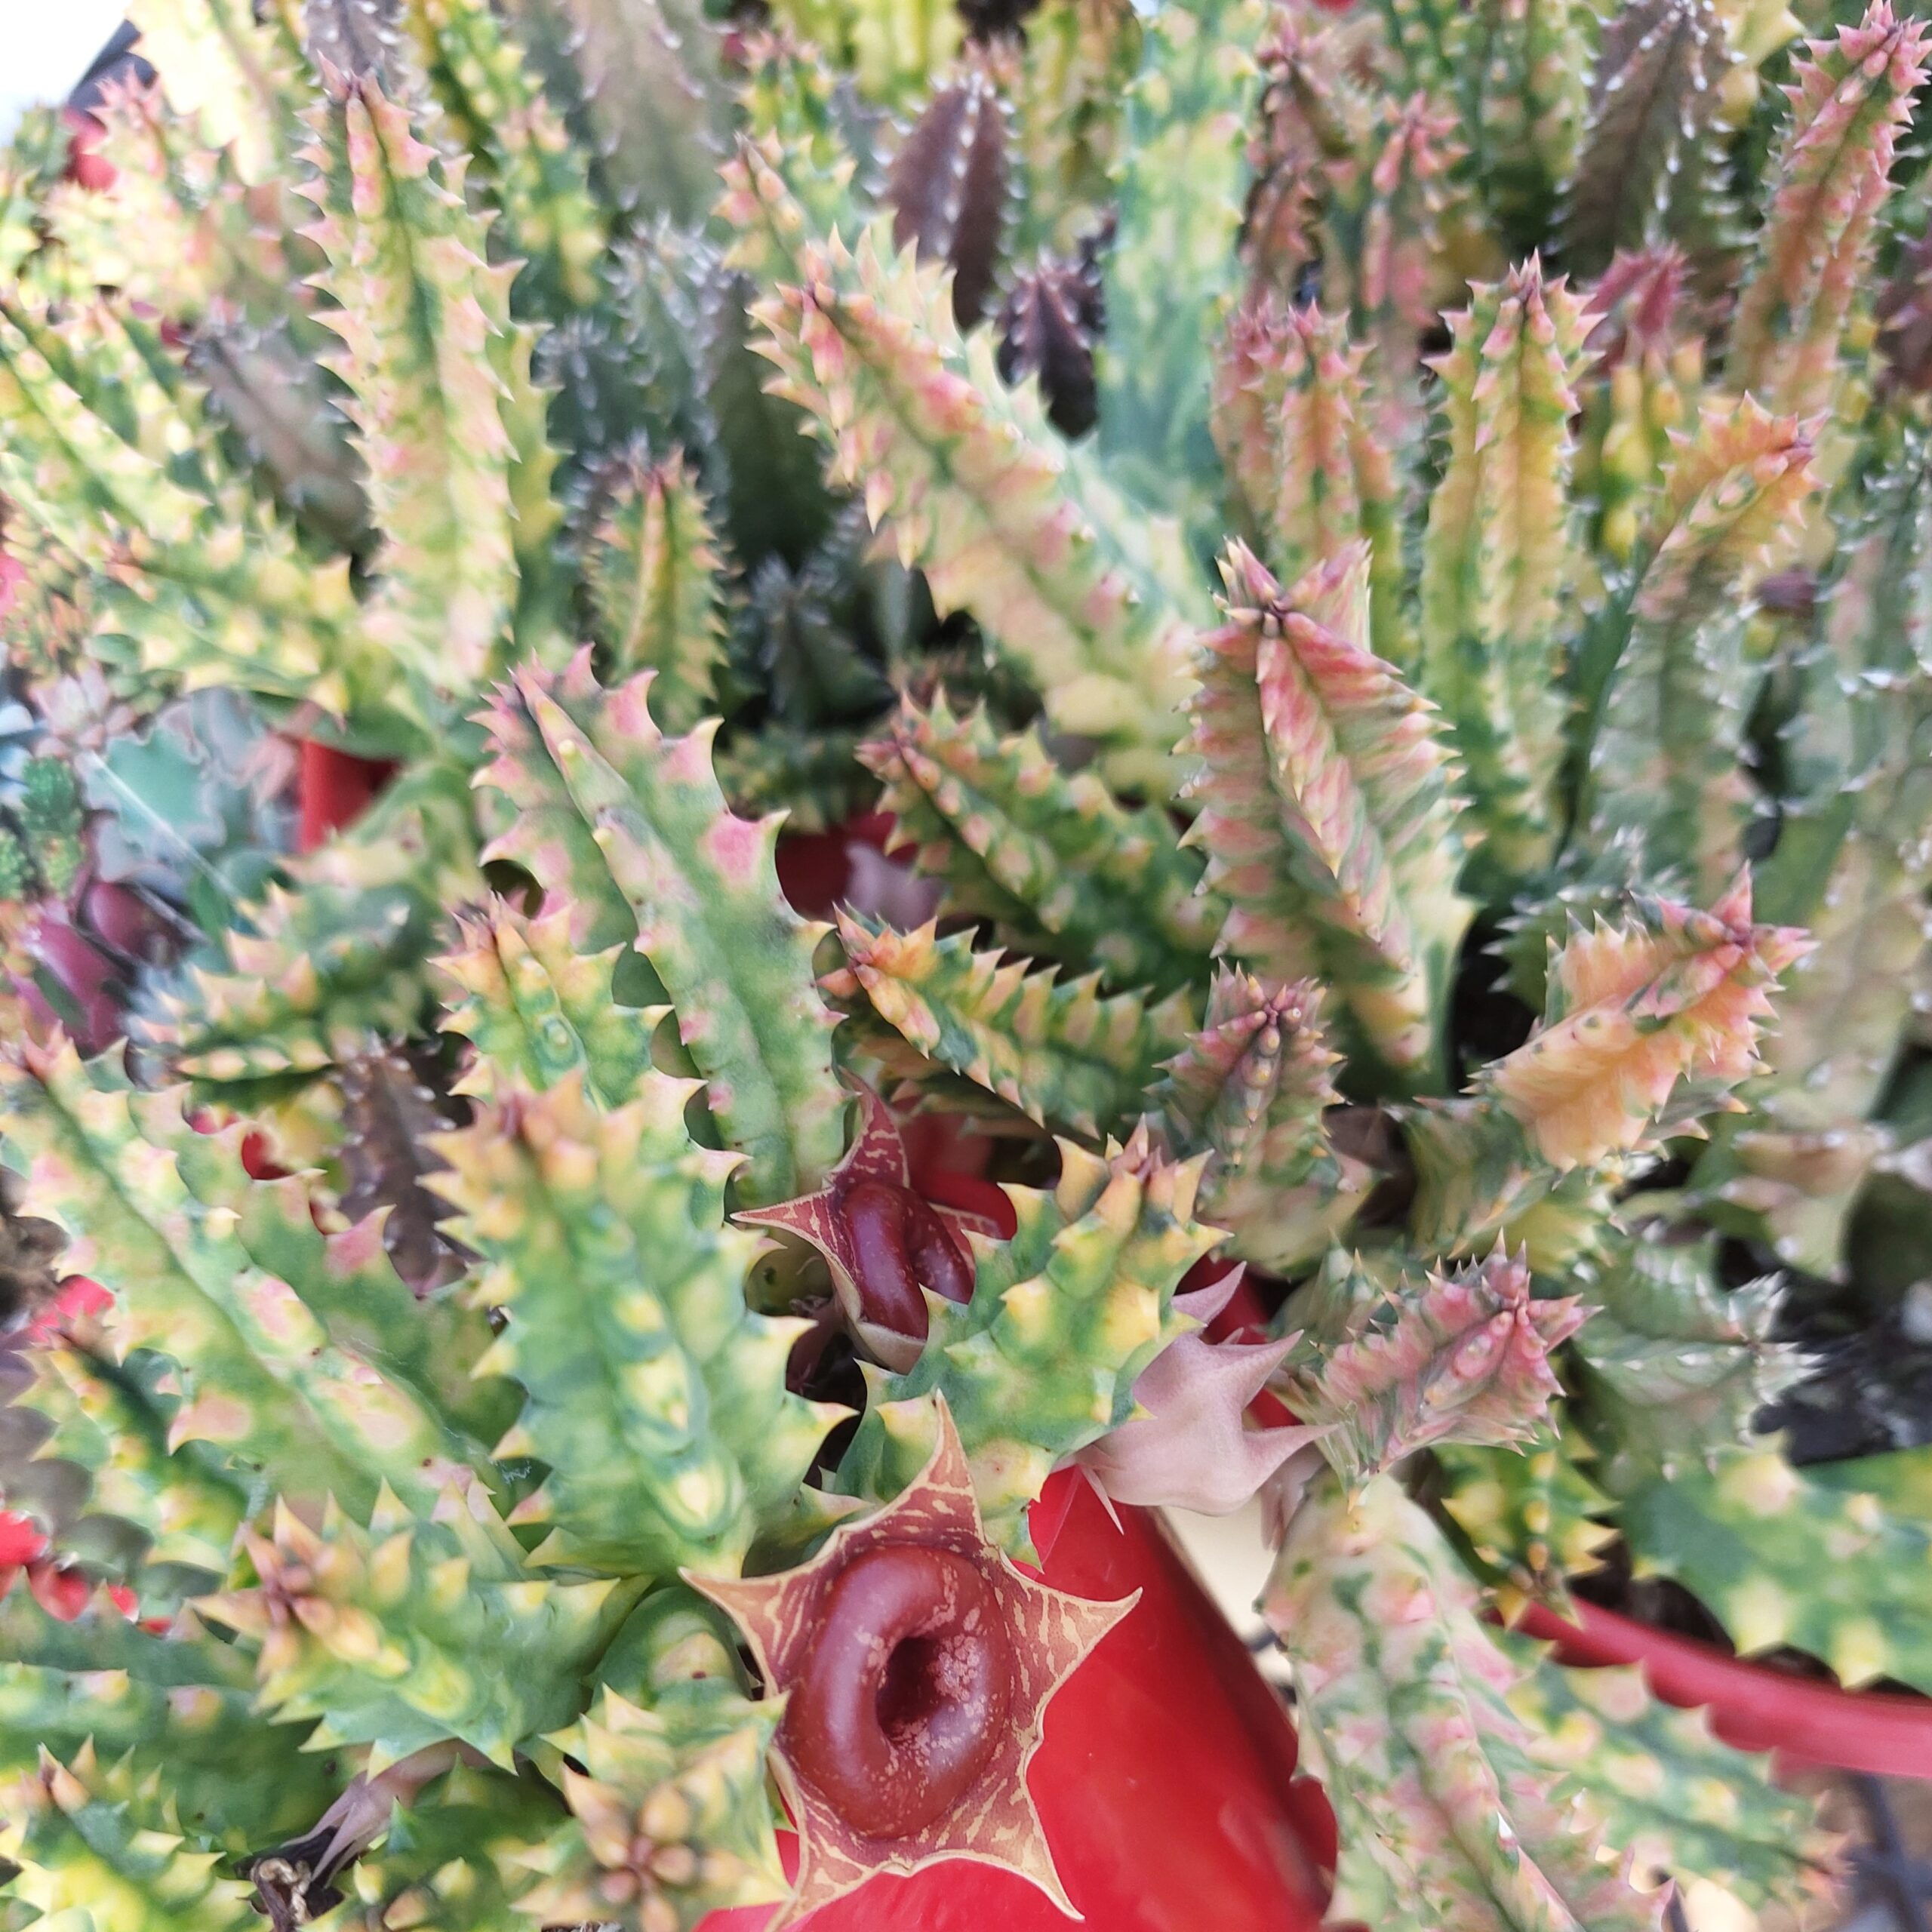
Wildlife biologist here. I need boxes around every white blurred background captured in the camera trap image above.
[1,8,131,140]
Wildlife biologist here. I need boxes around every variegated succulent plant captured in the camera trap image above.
[0,0,1926,1924]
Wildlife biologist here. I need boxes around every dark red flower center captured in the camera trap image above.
[784,1544,1012,1838]
[838,1180,973,1341]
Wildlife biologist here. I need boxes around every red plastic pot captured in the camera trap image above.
[772,812,898,922]
[1518,1598,1932,1779]
[296,741,396,854]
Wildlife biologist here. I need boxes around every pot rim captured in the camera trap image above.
[1518,1596,1932,1778]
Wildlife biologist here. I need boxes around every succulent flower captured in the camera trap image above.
[691,1398,1134,1924]
[737,1082,1007,1367]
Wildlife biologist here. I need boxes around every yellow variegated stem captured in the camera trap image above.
[399,0,608,316]
[0,1590,339,1854]
[125,0,315,186]
[1730,5,1930,422]
[1187,543,1472,1092]
[1712,0,1804,123]
[436,896,659,1106]
[583,448,727,733]
[1438,1415,1616,1606]
[0,297,373,728]
[725,146,1208,792]
[1003,0,1143,254]
[14,1335,250,1586]
[1491,877,1804,1168]
[1404,875,1807,1253]
[1635,398,1817,626]
[0,1041,512,1522]
[729,33,869,254]
[152,758,485,1083]
[1420,261,1590,884]
[834,909,1196,1140]
[297,70,542,712]
[1575,250,1704,564]
[45,75,303,328]
[268,1762,563,1932]
[766,0,962,107]
[1264,1474,1663,1932]
[1505,1644,1832,1912]
[1282,1251,1583,1488]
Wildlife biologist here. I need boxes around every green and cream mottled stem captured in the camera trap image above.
[153,756,487,1084]
[297,69,543,710]
[724,140,1209,790]
[1,1743,261,1932]
[434,1070,835,1577]
[399,0,608,318]
[0,296,368,726]
[860,694,1217,999]
[1420,260,1590,884]
[516,1589,787,1930]
[1609,1441,1932,1693]
[829,909,1195,1141]
[1186,541,1473,1092]
[1281,1248,1585,1487]
[436,894,659,1106]
[1149,968,1370,1269]
[584,448,728,733]
[476,651,846,1204]
[198,1484,644,1770]
[1264,1473,1662,1932]
[0,1039,512,1521]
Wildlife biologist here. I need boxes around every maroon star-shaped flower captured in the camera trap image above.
[688,1399,1137,1927]
[735,1086,1004,1369]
